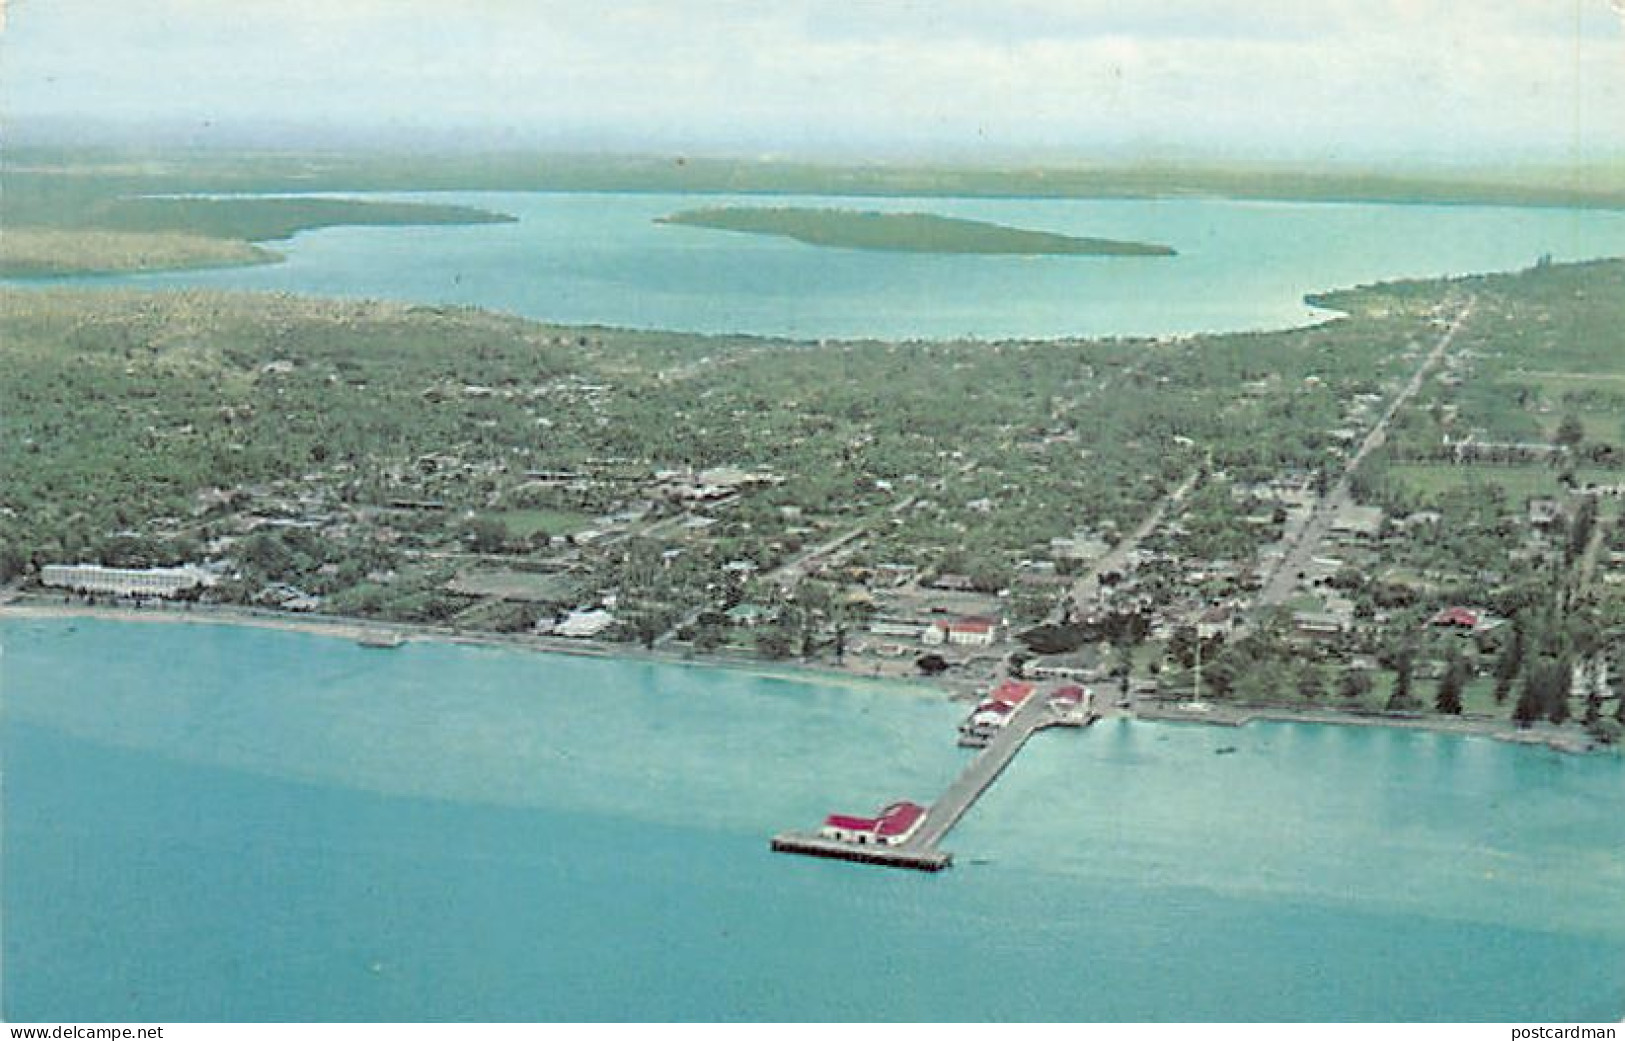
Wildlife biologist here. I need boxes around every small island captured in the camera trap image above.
[657,206,1176,256]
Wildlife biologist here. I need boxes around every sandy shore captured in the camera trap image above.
[4,597,1613,754]
[0,597,971,701]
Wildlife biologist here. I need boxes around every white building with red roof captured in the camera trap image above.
[819,800,928,847]
[1429,606,1485,630]
[1048,684,1095,722]
[959,680,1037,744]
[940,616,998,647]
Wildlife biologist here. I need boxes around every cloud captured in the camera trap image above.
[3,0,1621,159]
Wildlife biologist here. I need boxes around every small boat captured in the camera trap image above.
[1215,745,1238,755]
[357,630,405,649]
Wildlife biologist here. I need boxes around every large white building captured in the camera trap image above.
[40,563,217,599]
[931,616,998,647]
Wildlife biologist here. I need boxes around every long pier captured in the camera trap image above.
[772,685,1094,871]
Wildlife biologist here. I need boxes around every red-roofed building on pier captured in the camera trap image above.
[819,800,929,846]
[960,680,1038,745]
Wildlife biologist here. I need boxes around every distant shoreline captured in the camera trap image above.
[5,600,1611,755]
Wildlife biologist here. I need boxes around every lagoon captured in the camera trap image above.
[4,617,1622,1021]
[29,192,1625,340]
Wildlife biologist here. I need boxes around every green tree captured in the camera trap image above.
[754,623,794,660]
[1554,414,1585,449]
[462,516,508,554]
[1512,680,1542,727]
[1514,658,1571,726]
[625,607,671,650]
[1547,675,1572,725]
[1434,654,1466,715]
[1166,624,1198,670]
[1298,662,1328,703]
[691,622,726,653]
[1386,647,1420,712]
[1492,623,1524,703]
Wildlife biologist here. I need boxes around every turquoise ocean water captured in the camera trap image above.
[18,193,1625,339]
[4,618,1622,1021]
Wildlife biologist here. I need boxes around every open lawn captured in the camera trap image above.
[1387,462,1622,505]
[487,508,597,539]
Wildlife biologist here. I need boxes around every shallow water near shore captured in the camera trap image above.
[20,192,1625,339]
[4,617,1623,1021]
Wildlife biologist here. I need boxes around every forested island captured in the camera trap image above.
[658,206,1176,256]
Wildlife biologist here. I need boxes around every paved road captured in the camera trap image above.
[761,526,869,591]
[759,496,918,593]
[1574,519,1608,601]
[1050,471,1200,624]
[1248,296,1476,621]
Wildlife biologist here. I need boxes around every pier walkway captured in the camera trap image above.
[772,685,1093,871]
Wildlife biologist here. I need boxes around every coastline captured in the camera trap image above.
[0,598,963,702]
[4,599,1611,755]
[1134,701,1608,756]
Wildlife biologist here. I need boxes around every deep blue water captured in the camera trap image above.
[3,617,1622,1021]
[17,192,1625,339]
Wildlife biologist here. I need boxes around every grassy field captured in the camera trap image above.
[658,206,1176,256]
[1386,463,1618,502]
[486,508,596,539]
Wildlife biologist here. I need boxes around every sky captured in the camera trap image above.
[3,0,1624,162]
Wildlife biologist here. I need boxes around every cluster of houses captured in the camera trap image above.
[652,466,783,504]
